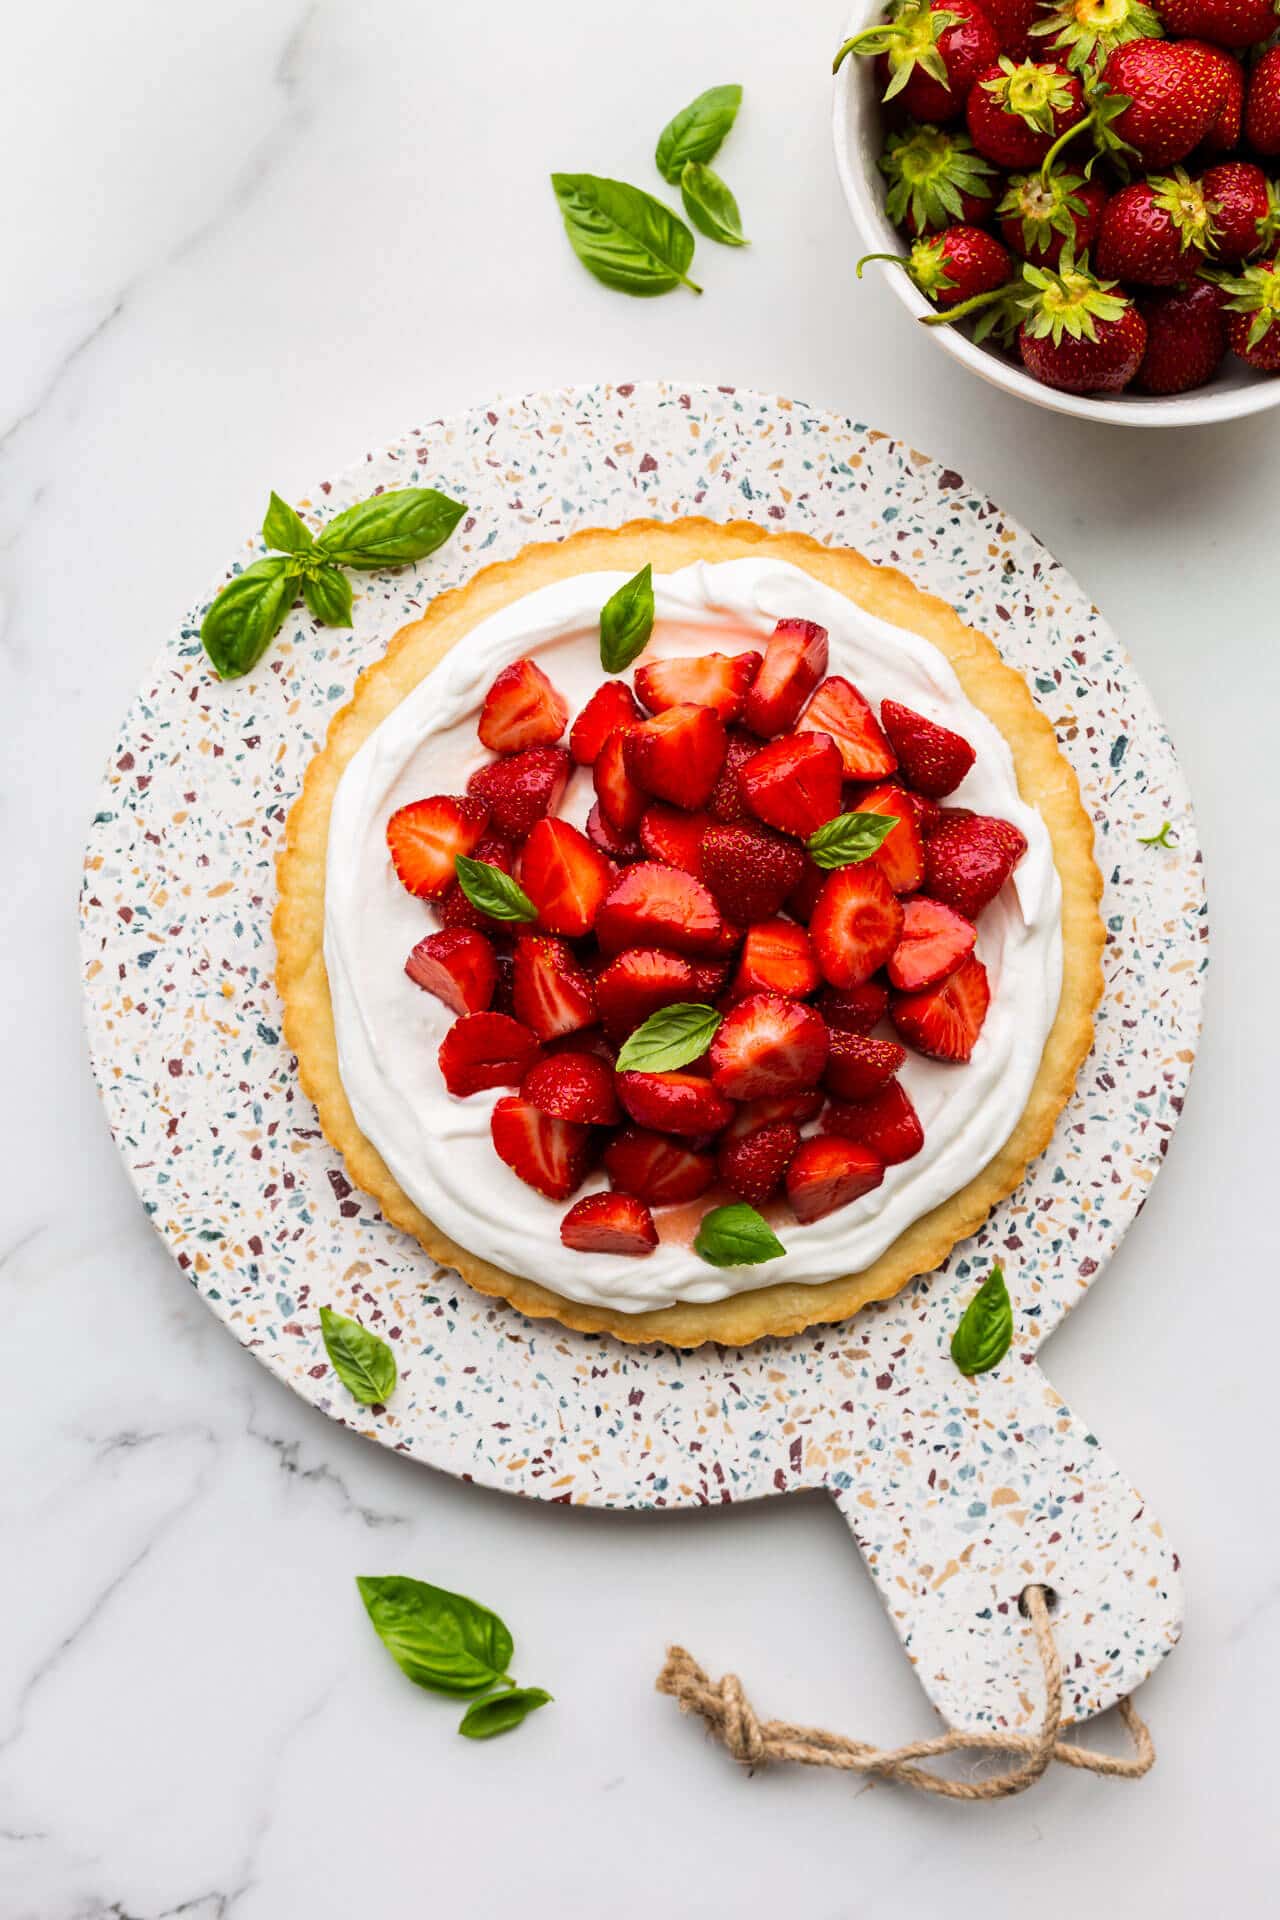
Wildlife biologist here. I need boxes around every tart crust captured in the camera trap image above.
[275,519,1104,1348]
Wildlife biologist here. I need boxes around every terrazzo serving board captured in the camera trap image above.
[80,383,1205,1735]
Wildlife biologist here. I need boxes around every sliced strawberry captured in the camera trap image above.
[438,834,517,935]
[708,727,757,823]
[700,822,805,922]
[925,813,1028,919]
[854,781,925,894]
[595,865,724,957]
[786,856,827,923]
[467,746,570,841]
[594,946,696,1041]
[570,680,642,765]
[405,928,497,1016]
[386,794,489,901]
[741,733,843,840]
[521,1050,620,1125]
[478,659,568,752]
[593,727,647,834]
[796,677,897,779]
[519,818,612,938]
[491,1095,591,1200]
[624,705,727,810]
[817,981,890,1034]
[743,619,829,737]
[635,651,762,722]
[880,699,975,798]
[603,1127,715,1204]
[824,1080,924,1164]
[902,789,944,838]
[511,935,597,1040]
[890,954,990,1063]
[717,1120,801,1205]
[731,919,820,1000]
[586,802,642,861]
[709,993,829,1101]
[560,1192,657,1256]
[887,897,976,991]
[810,866,905,988]
[720,1089,825,1146]
[786,1137,886,1223]
[438,1011,539,1096]
[824,1030,906,1101]
[617,1071,735,1136]
[639,805,710,875]
[688,958,731,998]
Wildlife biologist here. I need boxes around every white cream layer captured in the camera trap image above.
[323,559,1063,1313]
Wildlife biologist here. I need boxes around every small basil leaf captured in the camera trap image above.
[454,857,538,924]
[695,1202,786,1269]
[655,84,743,184]
[200,554,298,680]
[317,488,467,570]
[616,1002,721,1073]
[356,1576,514,1695]
[319,1304,396,1405]
[458,1686,553,1741]
[680,162,748,247]
[599,563,655,673]
[262,490,315,554]
[551,173,701,296]
[303,564,355,629]
[950,1265,1014,1377]
[806,810,899,870]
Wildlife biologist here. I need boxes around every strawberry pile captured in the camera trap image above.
[839,0,1280,395]
[386,619,1028,1262]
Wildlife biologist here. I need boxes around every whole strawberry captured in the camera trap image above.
[1094,168,1219,284]
[1219,256,1280,370]
[879,121,998,234]
[979,0,1041,55]
[1187,39,1245,151]
[1245,45,1280,157]
[967,57,1087,168]
[1100,39,1233,167]
[862,223,1016,307]
[1202,161,1279,264]
[834,0,1001,123]
[1031,0,1164,73]
[1154,0,1278,47]
[998,169,1107,264]
[1135,281,1229,391]
[1017,248,1148,392]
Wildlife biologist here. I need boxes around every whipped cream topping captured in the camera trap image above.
[323,559,1063,1313]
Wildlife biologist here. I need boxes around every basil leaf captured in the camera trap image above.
[200,554,298,680]
[806,810,899,870]
[950,1265,1013,1377]
[695,1202,786,1269]
[458,1686,553,1741]
[680,162,748,247]
[600,563,655,672]
[655,84,743,184]
[616,1002,721,1073]
[262,490,314,554]
[454,857,538,924]
[356,1576,515,1695]
[550,173,701,296]
[304,564,355,629]
[317,488,467,570]
[319,1304,396,1405]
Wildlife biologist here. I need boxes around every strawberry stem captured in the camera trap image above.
[919,279,1023,326]
[856,250,910,279]
[1039,114,1093,181]
[833,24,905,72]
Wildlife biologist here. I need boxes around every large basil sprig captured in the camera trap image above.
[551,173,701,296]
[357,1575,551,1742]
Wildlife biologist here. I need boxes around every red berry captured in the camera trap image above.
[491,1095,591,1201]
[595,865,725,956]
[616,1071,735,1137]
[887,896,977,990]
[817,981,890,1034]
[966,59,1085,170]
[569,681,642,765]
[731,919,821,1000]
[786,1137,886,1222]
[466,746,569,842]
[1245,45,1280,155]
[478,659,568,752]
[521,1050,621,1125]
[824,1030,907,1101]
[1135,281,1228,395]
[638,804,711,875]
[511,935,597,1040]
[717,1120,801,1205]
[560,1192,658,1257]
[1094,171,1216,287]
[635,651,761,721]
[438,1011,540,1096]
[743,619,829,737]
[823,1080,925,1164]
[997,172,1107,269]
[797,677,897,779]
[709,994,829,1101]
[701,822,806,922]
[879,699,976,798]
[405,928,498,1016]
[603,1128,716,1205]
[810,865,905,988]
[741,733,844,838]
[386,794,489,901]
[852,780,926,895]
[594,946,697,1042]
[624,705,727,810]
[924,812,1027,917]
[1202,162,1277,266]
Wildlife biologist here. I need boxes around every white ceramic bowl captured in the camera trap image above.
[831,0,1280,425]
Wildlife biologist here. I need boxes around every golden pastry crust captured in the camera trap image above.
[274,519,1103,1348]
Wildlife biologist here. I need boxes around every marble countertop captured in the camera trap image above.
[4,0,1277,1913]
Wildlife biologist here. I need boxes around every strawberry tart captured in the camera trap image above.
[275,521,1102,1347]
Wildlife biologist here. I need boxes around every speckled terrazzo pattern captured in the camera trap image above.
[80,385,1203,1731]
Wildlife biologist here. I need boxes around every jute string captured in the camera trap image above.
[656,1585,1154,1800]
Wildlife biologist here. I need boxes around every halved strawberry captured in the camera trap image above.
[887,897,976,991]
[717,1120,801,1205]
[624,705,727,810]
[786,1137,886,1223]
[386,794,489,901]
[817,981,890,1034]
[824,1030,906,1101]
[925,813,1027,918]
[720,1089,825,1146]
[511,935,597,1040]
[635,651,762,722]
[467,746,570,841]
[708,728,757,823]
[824,1080,923,1164]
[890,954,990,1063]
[603,1127,715,1204]
[617,1071,735,1136]
[478,659,568,752]
[570,680,642,765]
[586,802,642,861]
[521,1050,621,1125]
[709,993,829,1101]
[594,946,696,1041]
[519,818,612,937]
[796,678,897,779]
[438,834,517,934]
[438,1011,540,1096]
[809,866,905,988]
[741,734,844,839]
[405,928,497,1016]
[700,822,805,922]
[854,781,925,894]
[593,727,647,834]
[595,865,724,956]
[731,919,821,999]
[880,699,975,798]
[560,1191,658,1256]
[491,1094,591,1200]
[743,619,829,736]
[639,805,710,875]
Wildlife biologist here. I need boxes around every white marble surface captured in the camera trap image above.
[4,0,1278,1912]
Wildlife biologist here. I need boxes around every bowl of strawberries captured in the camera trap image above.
[832,0,1280,420]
